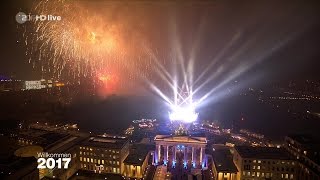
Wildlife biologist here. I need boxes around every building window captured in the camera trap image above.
[290,174,294,179]
[117,161,119,165]
[102,160,104,164]
[258,160,261,163]
[80,151,82,155]
[80,157,82,161]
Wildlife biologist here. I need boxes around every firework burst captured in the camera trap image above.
[21,0,152,86]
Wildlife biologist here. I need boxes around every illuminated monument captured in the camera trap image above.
[153,101,208,169]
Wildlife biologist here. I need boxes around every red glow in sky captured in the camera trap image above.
[96,71,119,95]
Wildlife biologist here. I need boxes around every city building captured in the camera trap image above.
[212,148,238,180]
[123,144,153,179]
[0,136,39,180]
[154,134,208,168]
[78,136,130,175]
[0,79,24,91]
[233,146,297,180]
[284,135,320,180]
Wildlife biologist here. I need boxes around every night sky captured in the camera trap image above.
[1,0,320,86]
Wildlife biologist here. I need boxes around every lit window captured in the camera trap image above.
[90,148,93,151]
[253,160,257,163]
[253,166,256,169]
[102,160,105,164]
[91,158,93,163]
[112,150,115,153]
[84,158,86,162]
[80,151,82,155]
[290,174,294,179]
[98,160,100,164]
[80,157,82,161]
[252,172,255,177]
[257,166,261,169]
[94,159,97,163]
[117,161,119,165]
[113,168,116,173]
[87,158,89,162]
[257,172,260,177]
[258,160,261,163]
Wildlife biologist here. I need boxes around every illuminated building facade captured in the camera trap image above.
[284,135,320,180]
[123,145,152,179]
[154,134,208,169]
[78,136,129,175]
[233,146,297,180]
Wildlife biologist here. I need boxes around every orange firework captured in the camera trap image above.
[22,0,152,84]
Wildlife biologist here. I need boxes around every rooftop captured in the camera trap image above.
[287,134,320,149]
[154,135,207,144]
[80,136,128,149]
[213,149,238,173]
[123,144,153,166]
[235,146,292,160]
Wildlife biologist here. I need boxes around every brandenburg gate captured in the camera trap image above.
[153,135,208,169]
